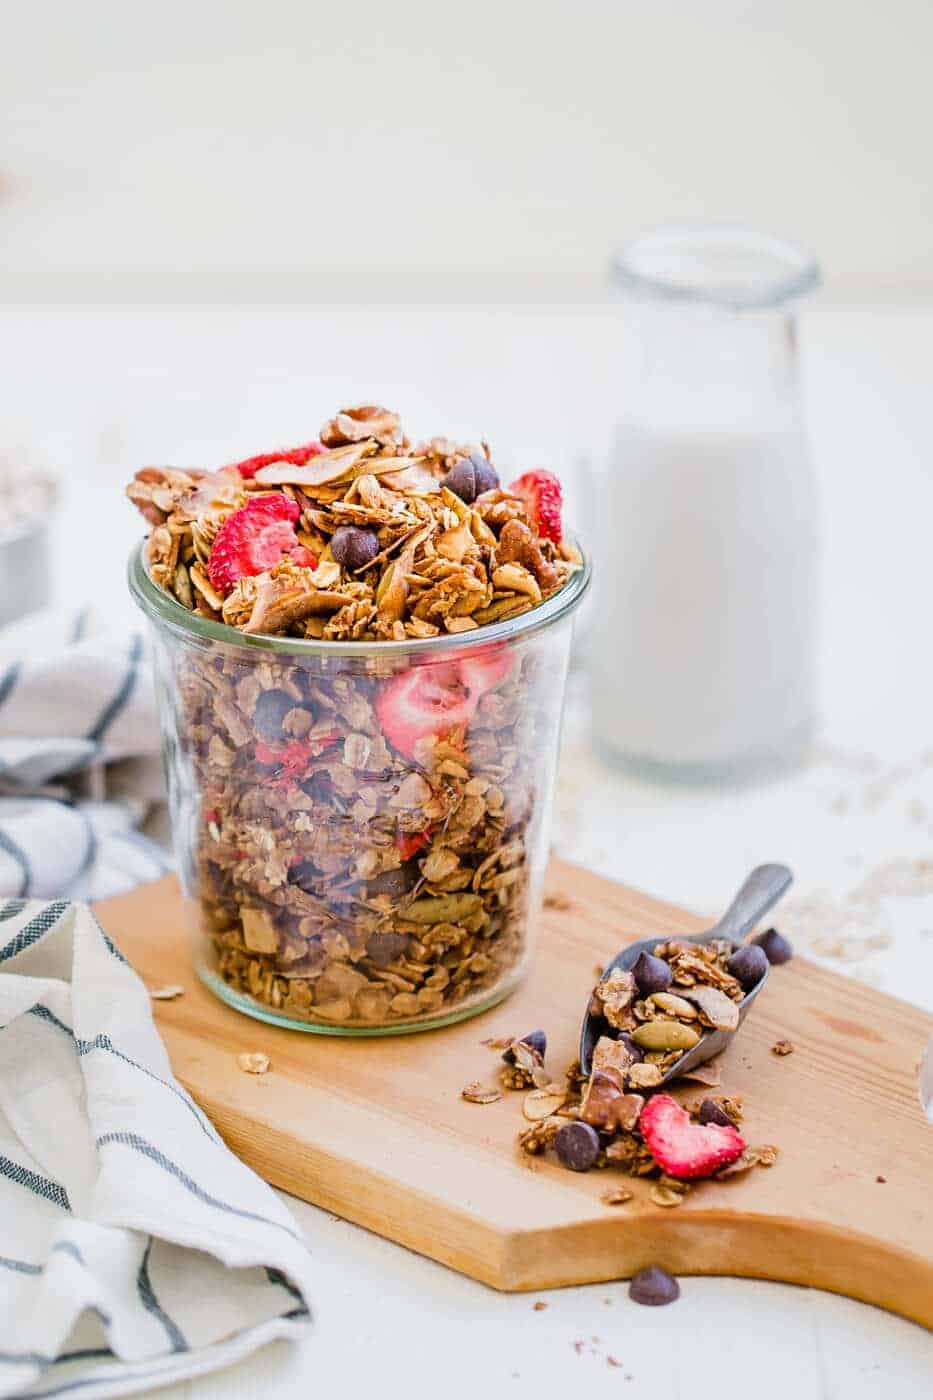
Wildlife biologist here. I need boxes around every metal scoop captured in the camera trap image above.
[579,863,793,1081]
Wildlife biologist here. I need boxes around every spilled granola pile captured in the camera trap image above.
[127,405,585,1030]
[467,930,790,1198]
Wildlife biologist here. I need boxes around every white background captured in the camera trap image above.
[3,0,933,303]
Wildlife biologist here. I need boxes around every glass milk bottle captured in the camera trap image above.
[591,226,821,781]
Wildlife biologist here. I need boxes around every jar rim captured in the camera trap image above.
[612,224,821,311]
[128,534,591,657]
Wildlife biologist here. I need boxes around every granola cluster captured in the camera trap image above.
[129,407,582,1031]
[128,404,579,640]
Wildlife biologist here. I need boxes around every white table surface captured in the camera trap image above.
[1,304,931,1397]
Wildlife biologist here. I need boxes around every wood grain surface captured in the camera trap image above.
[94,862,933,1324]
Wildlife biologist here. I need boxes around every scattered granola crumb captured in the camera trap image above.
[543,891,573,911]
[876,1174,887,1183]
[461,1081,502,1104]
[150,985,185,1000]
[573,1340,585,1355]
[237,1051,270,1074]
[649,1182,688,1208]
[771,1039,795,1056]
[607,1356,623,1369]
[481,1036,514,1051]
[602,1186,634,1206]
[532,1300,548,1311]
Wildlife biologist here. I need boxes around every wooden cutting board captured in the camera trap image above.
[94,863,933,1326]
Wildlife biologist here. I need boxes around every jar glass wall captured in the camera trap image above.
[131,542,589,1034]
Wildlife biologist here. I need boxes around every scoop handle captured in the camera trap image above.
[710,863,793,944]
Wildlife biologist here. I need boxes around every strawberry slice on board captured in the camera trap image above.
[508,469,564,544]
[207,494,317,595]
[639,1094,746,1180]
[375,662,477,761]
[226,442,325,481]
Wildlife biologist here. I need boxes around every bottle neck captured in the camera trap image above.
[621,300,803,428]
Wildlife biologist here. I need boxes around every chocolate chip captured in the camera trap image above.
[442,453,500,504]
[367,866,418,898]
[697,1098,734,1127]
[727,943,769,990]
[631,951,673,997]
[503,1029,547,1064]
[753,927,794,964]
[468,451,499,494]
[366,931,410,968]
[555,1121,601,1172]
[628,1266,680,1306]
[252,688,297,742]
[289,859,321,895]
[331,525,380,570]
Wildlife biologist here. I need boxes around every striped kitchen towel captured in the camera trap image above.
[0,609,171,902]
[0,897,313,1398]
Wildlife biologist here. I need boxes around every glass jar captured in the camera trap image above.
[591,225,821,781]
[130,541,589,1035]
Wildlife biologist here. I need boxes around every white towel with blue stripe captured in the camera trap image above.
[0,897,313,1398]
[0,610,171,902]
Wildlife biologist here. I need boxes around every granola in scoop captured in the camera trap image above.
[127,405,580,641]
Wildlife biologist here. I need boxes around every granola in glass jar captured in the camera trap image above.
[128,405,588,1032]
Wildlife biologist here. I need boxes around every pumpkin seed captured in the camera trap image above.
[632,1021,701,1052]
[404,892,483,925]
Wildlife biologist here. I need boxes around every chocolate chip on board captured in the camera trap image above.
[554,1121,601,1171]
[697,1098,735,1128]
[628,1266,681,1306]
[753,927,794,964]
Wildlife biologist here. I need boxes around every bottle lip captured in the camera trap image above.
[611,224,821,311]
[128,533,591,658]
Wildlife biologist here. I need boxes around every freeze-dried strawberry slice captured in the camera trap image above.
[509,469,563,543]
[254,730,340,787]
[639,1094,746,1180]
[376,663,477,760]
[459,647,514,697]
[227,441,325,480]
[395,826,432,860]
[207,495,317,595]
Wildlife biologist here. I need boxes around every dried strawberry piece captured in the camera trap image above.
[639,1094,745,1180]
[509,469,563,544]
[395,827,432,861]
[207,494,317,595]
[376,663,476,761]
[227,442,324,480]
[459,647,514,696]
[255,730,340,787]
[375,650,517,761]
